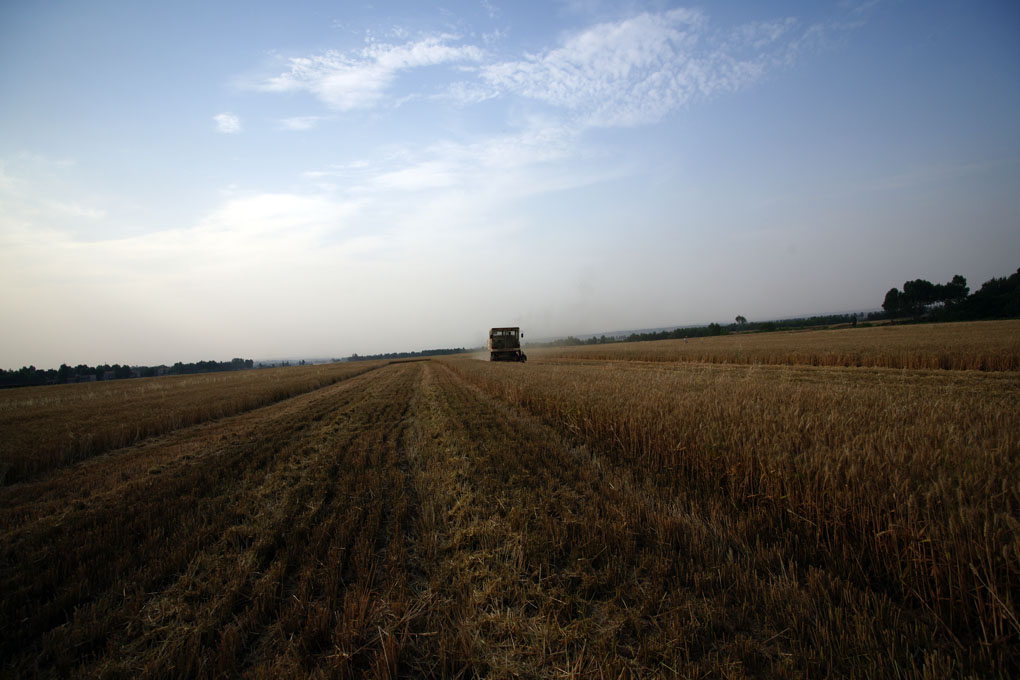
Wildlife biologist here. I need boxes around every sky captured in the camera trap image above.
[1,0,1018,367]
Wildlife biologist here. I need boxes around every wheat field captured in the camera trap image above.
[534,319,1020,370]
[0,362,382,486]
[1,321,1018,677]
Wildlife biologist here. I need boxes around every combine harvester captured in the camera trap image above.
[488,327,527,362]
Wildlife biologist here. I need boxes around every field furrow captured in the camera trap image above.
[1,363,423,678]
[441,355,1020,675]
[399,361,972,677]
[0,361,385,486]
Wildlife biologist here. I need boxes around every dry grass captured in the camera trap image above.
[1,364,422,678]
[533,319,1020,370]
[441,354,1020,674]
[0,362,382,485]
[2,323,1018,677]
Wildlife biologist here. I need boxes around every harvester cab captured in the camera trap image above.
[488,327,527,362]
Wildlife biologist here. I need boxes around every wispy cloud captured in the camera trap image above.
[0,152,567,361]
[0,185,376,363]
[0,154,108,235]
[480,0,499,20]
[301,118,584,199]
[213,112,241,134]
[51,201,107,220]
[481,9,797,127]
[279,115,329,131]
[722,18,799,52]
[257,35,484,111]
[252,9,836,130]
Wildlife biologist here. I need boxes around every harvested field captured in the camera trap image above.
[2,324,1018,677]
[0,362,382,485]
[533,319,1020,371]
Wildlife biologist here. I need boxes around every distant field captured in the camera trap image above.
[1,322,1018,677]
[533,319,1020,370]
[0,362,382,485]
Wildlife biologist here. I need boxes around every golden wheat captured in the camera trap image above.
[1,324,1018,677]
[441,354,1020,673]
[534,319,1020,370]
[0,361,382,485]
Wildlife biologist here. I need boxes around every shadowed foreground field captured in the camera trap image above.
[2,323,1018,677]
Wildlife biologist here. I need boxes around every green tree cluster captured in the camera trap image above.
[880,267,1019,321]
[533,314,863,349]
[882,275,969,317]
[167,358,254,375]
[0,357,255,389]
[347,348,466,362]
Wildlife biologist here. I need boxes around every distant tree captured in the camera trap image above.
[960,268,1020,319]
[902,279,937,316]
[878,269,1020,322]
[884,275,973,319]
[941,274,969,304]
[708,322,723,336]
[882,288,901,316]
[735,315,747,325]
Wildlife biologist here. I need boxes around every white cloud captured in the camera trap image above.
[372,160,461,191]
[257,35,484,111]
[437,80,500,105]
[213,112,241,134]
[252,10,822,129]
[722,19,798,51]
[0,187,380,365]
[480,8,792,127]
[480,0,499,20]
[1,191,360,290]
[279,115,327,131]
[300,118,582,198]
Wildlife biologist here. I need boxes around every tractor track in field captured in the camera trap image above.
[4,360,761,677]
[402,361,826,677]
[2,363,421,677]
[3,357,1014,677]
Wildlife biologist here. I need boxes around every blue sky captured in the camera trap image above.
[1,0,1018,366]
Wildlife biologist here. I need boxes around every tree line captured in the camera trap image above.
[347,348,467,362]
[880,267,1019,321]
[0,358,255,389]
[534,314,863,348]
[535,266,1019,350]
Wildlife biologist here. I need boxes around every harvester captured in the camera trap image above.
[488,327,527,362]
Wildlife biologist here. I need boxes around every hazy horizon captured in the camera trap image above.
[2,1,1018,368]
